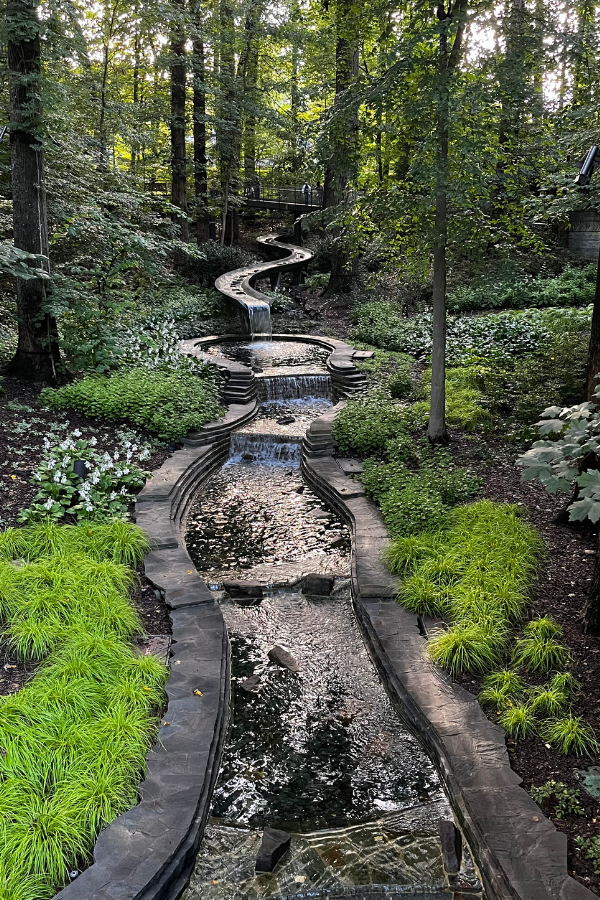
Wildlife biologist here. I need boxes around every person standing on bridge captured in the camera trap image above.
[302,181,311,205]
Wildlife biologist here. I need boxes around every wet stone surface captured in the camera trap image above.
[206,340,329,374]
[182,587,454,900]
[239,399,333,438]
[185,461,350,583]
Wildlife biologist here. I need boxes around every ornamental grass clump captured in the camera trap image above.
[541,715,600,757]
[388,500,543,676]
[0,520,167,894]
[498,703,538,740]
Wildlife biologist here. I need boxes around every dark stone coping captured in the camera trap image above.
[300,415,596,900]
[51,400,259,900]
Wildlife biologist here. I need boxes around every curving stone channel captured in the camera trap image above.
[214,234,313,336]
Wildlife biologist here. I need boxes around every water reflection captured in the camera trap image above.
[206,340,329,373]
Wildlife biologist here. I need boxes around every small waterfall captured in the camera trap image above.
[256,374,332,402]
[230,433,302,464]
[247,301,272,337]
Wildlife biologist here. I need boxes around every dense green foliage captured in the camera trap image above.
[447,265,597,313]
[39,368,224,441]
[0,520,167,895]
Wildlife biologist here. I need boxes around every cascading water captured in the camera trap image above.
[256,375,332,402]
[230,433,302,464]
[182,338,482,900]
[247,302,272,338]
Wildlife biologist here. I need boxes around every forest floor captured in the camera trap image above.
[0,377,173,700]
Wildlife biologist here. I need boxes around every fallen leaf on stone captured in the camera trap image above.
[194,689,203,696]
[163,722,170,726]
[187,570,193,574]
[533,816,539,822]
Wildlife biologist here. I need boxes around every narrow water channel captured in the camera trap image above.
[183,340,483,900]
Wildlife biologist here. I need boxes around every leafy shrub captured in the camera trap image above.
[191,241,253,286]
[361,442,480,538]
[0,521,166,892]
[575,836,600,874]
[350,302,553,364]
[39,368,224,441]
[20,432,149,523]
[333,390,408,454]
[517,384,600,526]
[530,780,584,818]
[353,346,414,399]
[541,715,599,757]
[447,264,596,313]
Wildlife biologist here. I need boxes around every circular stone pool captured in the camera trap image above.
[205,340,330,374]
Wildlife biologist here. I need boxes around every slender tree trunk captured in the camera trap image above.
[582,529,600,635]
[192,8,209,243]
[427,0,468,444]
[429,15,450,444]
[243,38,258,187]
[131,34,140,175]
[4,0,60,383]
[586,244,600,399]
[170,0,189,240]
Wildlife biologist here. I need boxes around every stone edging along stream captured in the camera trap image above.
[301,412,597,900]
[52,401,256,900]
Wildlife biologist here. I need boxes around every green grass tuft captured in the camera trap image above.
[498,703,538,739]
[427,623,504,676]
[512,634,571,673]
[541,715,600,757]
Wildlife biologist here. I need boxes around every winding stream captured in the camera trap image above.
[182,338,482,900]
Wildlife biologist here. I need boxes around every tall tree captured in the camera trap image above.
[170,0,189,240]
[4,0,61,383]
[322,0,360,296]
[192,1,209,243]
[427,0,468,444]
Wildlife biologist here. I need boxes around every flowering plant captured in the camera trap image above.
[117,317,203,374]
[20,431,150,523]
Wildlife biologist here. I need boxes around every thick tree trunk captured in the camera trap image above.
[586,243,600,400]
[582,529,600,635]
[4,0,60,383]
[192,17,209,243]
[217,0,239,243]
[170,0,189,241]
[322,0,359,297]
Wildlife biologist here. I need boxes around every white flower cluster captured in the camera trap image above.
[21,430,152,524]
[117,317,196,374]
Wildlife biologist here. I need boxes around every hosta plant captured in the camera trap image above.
[20,432,149,523]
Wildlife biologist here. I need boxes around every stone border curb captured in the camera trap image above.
[300,415,596,900]
[52,400,256,900]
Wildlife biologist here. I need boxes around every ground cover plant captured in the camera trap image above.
[39,368,224,442]
[0,519,167,896]
[447,264,596,312]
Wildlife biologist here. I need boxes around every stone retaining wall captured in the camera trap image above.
[301,414,596,900]
[53,401,257,900]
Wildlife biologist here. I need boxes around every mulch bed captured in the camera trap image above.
[451,432,600,892]
[0,375,174,696]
